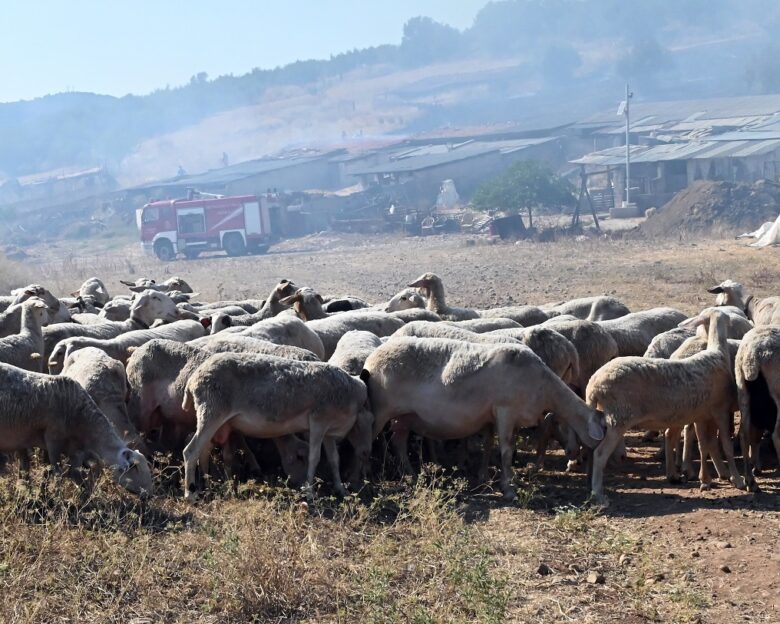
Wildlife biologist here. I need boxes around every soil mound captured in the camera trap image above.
[639,179,780,238]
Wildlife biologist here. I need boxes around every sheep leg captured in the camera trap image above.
[534,413,556,469]
[772,417,780,475]
[390,428,414,475]
[221,437,237,493]
[589,425,624,507]
[305,421,326,500]
[693,421,715,490]
[478,424,495,484]
[681,424,698,481]
[665,426,683,483]
[737,384,759,491]
[235,433,263,479]
[182,416,226,501]
[494,407,516,500]
[323,436,347,497]
[748,428,763,474]
[714,410,746,490]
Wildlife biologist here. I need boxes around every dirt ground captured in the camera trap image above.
[8,231,780,623]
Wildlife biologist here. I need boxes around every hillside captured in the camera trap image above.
[2,0,780,183]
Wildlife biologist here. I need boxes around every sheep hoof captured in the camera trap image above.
[699,482,712,492]
[588,493,610,508]
[667,473,683,484]
[334,483,347,497]
[730,476,746,490]
[184,489,199,503]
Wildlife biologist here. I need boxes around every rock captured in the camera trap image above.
[537,563,553,576]
[587,571,605,584]
[618,554,631,567]
[691,551,700,558]
[715,541,732,549]
[719,565,731,574]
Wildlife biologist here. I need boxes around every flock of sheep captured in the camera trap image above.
[0,270,778,506]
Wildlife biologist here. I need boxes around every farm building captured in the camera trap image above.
[571,137,780,210]
[347,137,565,209]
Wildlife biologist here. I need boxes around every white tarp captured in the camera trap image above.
[749,214,780,247]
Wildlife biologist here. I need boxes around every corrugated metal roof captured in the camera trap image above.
[350,137,558,175]
[571,139,780,166]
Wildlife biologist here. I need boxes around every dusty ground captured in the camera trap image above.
[4,231,780,623]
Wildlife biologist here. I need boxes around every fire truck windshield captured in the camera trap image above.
[142,207,160,224]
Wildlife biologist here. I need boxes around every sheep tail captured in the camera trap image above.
[739,349,762,382]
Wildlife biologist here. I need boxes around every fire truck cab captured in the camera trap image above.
[136,192,273,261]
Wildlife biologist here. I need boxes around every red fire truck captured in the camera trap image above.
[136,191,274,261]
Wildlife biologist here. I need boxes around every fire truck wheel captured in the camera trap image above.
[154,239,175,262]
[223,233,246,257]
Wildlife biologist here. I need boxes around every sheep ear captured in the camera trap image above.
[707,286,724,294]
[678,315,704,329]
[279,294,299,305]
[119,280,135,287]
[588,412,605,441]
[129,286,146,293]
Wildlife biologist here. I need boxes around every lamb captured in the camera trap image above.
[734,326,780,490]
[362,337,604,498]
[125,340,311,483]
[43,289,182,361]
[306,311,404,359]
[200,316,326,360]
[543,296,630,321]
[408,273,480,320]
[443,318,521,333]
[181,353,370,499]
[0,363,152,496]
[586,309,745,505]
[48,319,207,373]
[61,347,144,452]
[597,307,688,356]
[708,279,780,326]
[328,330,382,376]
[0,298,48,372]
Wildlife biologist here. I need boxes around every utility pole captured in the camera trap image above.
[624,83,633,206]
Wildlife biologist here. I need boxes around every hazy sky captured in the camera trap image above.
[0,1,488,103]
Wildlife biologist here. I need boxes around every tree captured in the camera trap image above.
[472,160,574,227]
[400,17,462,67]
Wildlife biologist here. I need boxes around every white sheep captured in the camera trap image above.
[586,309,746,506]
[0,299,48,372]
[708,279,780,326]
[362,337,605,499]
[181,353,370,499]
[0,363,152,496]
[597,307,688,356]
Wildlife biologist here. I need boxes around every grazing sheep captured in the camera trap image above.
[734,326,780,490]
[0,298,48,372]
[544,296,630,321]
[597,307,688,356]
[444,318,521,332]
[43,289,182,361]
[125,340,310,483]
[0,363,152,496]
[61,347,144,452]
[408,273,480,320]
[199,335,319,361]
[586,309,745,505]
[384,288,426,312]
[708,279,780,326]
[306,311,404,359]
[328,330,382,376]
[181,354,370,499]
[48,319,207,373]
[362,337,605,498]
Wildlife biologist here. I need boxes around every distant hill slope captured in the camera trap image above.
[1,0,778,182]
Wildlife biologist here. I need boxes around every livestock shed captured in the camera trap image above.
[572,138,780,210]
[348,137,564,209]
